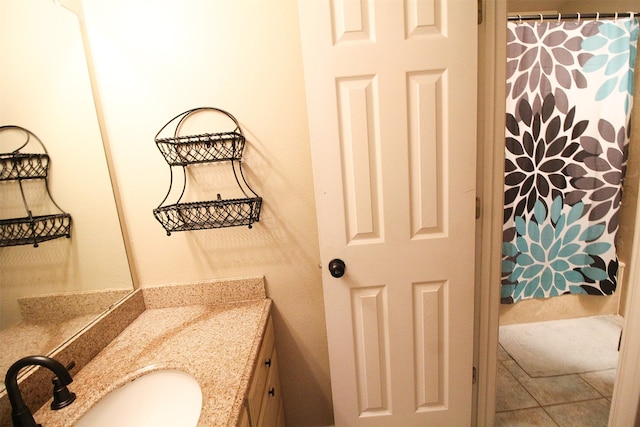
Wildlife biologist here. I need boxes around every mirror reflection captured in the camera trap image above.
[0,0,134,389]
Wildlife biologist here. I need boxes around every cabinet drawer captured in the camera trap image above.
[246,316,275,424]
[257,348,282,427]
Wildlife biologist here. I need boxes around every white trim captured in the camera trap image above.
[610,38,640,425]
[475,1,505,425]
[610,194,640,425]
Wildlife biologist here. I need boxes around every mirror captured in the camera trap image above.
[0,0,134,389]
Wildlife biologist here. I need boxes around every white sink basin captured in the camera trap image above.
[75,369,202,427]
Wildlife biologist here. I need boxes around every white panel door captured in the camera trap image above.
[298,0,478,425]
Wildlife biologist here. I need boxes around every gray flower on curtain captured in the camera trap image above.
[567,119,629,233]
[506,21,600,106]
[504,94,588,224]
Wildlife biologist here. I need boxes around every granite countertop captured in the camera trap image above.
[0,314,97,390]
[0,289,131,391]
[28,278,271,427]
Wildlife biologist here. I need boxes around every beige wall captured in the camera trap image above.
[79,0,333,425]
[501,0,640,325]
[0,0,131,328]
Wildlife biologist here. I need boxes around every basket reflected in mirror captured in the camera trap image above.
[0,213,72,247]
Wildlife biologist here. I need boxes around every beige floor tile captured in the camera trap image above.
[495,408,559,427]
[544,398,610,427]
[496,361,538,412]
[579,369,616,397]
[502,360,601,406]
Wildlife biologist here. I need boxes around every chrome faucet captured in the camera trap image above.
[4,355,76,427]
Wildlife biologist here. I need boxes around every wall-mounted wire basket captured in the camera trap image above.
[0,152,49,180]
[0,126,72,247]
[0,213,72,248]
[153,107,262,235]
[155,131,245,166]
[153,197,262,233]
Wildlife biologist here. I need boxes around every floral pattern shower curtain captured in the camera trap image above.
[501,16,639,303]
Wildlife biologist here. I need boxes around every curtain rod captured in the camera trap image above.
[508,12,638,22]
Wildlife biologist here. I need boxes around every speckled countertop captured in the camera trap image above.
[25,277,270,427]
[0,289,131,390]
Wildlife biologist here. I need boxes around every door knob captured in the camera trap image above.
[328,259,346,278]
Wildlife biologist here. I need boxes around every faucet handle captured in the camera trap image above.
[50,361,76,410]
[51,377,76,410]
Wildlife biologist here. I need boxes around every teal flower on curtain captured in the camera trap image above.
[582,18,639,110]
[502,196,611,301]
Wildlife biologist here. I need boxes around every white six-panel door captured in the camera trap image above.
[298,1,478,425]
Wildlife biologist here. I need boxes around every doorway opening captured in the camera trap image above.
[492,2,639,426]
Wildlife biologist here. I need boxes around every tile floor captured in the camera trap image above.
[495,343,616,426]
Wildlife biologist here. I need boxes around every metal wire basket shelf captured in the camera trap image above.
[1,152,49,180]
[0,125,72,247]
[155,131,245,166]
[0,213,72,248]
[153,197,262,233]
[153,107,262,234]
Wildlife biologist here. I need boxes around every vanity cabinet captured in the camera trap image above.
[239,315,285,427]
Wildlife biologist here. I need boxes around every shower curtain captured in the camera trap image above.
[501,16,639,303]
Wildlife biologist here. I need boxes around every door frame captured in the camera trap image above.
[475,1,640,425]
